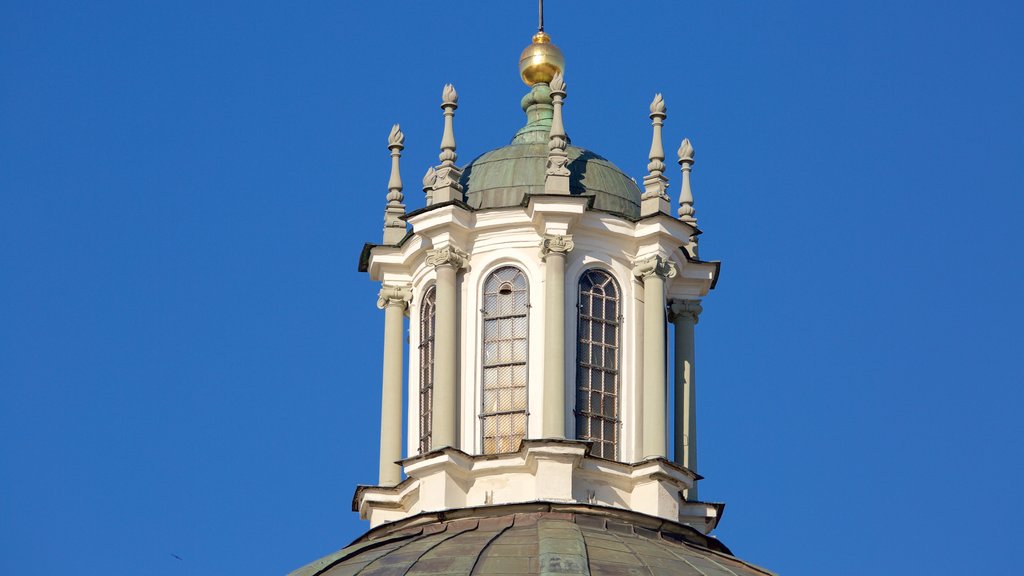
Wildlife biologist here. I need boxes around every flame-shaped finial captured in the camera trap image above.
[678,138,695,163]
[650,93,666,117]
[442,84,458,107]
[549,72,566,94]
[388,124,404,149]
[422,166,437,189]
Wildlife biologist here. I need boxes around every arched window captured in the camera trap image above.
[480,266,529,454]
[418,285,436,453]
[575,269,621,459]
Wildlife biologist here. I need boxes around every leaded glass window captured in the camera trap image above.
[418,285,436,453]
[575,269,621,459]
[480,266,529,454]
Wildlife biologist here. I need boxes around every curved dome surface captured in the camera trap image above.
[460,144,642,219]
[291,506,772,576]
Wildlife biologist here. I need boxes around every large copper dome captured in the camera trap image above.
[291,505,772,576]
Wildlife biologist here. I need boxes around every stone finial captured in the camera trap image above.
[439,84,458,165]
[677,138,696,224]
[422,166,436,206]
[544,72,570,194]
[382,124,407,245]
[432,84,464,203]
[641,93,671,217]
[386,124,405,202]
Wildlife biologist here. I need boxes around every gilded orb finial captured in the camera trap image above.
[519,31,565,86]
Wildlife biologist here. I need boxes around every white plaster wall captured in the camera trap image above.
[397,204,713,462]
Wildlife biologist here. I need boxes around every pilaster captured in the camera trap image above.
[540,234,574,438]
[425,246,468,450]
[633,255,677,459]
[377,283,412,486]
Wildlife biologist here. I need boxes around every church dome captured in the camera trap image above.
[291,505,772,576]
[459,82,642,219]
[461,143,642,218]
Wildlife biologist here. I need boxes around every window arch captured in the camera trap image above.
[480,265,529,454]
[575,269,621,459]
[418,285,437,454]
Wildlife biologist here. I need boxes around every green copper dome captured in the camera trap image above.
[458,84,642,219]
[291,506,773,576]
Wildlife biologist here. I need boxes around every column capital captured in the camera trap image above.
[669,299,703,324]
[425,246,468,270]
[376,284,412,310]
[539,234,574,261]
[632,254,677,281]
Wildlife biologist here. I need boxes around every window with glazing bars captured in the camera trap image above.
[480,266,529,454]
[418,286,436,454]
[575,269,621,459]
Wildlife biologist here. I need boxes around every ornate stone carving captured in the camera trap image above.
[545,72,571,193]
[539,234,574,260]
[677,138,697,224]
[641,93,671,216]
[439,83,459,166]
[382,124,407,245]
[422,166,436,206]
[632,254,677,281]
[425,246,468,270]
[386,124,405,204]
[431,84,464,204]
[669,299,703,324]
[376,284,412,310]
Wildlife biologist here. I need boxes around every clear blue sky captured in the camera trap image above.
[2,1,1023,574]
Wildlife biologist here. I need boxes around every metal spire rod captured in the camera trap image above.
[539,0,544,31]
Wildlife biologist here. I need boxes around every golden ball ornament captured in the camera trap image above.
[518,31,565,86]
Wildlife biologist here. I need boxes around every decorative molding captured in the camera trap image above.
[353,440,718,533]
[377,284,412,310]
[539,234,574,260]
[632,254,677,281]
[669,299,703,324]
[425,246,469,270]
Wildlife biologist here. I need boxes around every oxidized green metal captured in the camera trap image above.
[460,143,642,218]
[290,506,774,576]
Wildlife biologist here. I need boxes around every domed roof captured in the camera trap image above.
[458,83,643,219]
[461,144,642,218]
[291,505,772,576]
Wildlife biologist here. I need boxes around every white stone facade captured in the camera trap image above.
[365,196,715,462]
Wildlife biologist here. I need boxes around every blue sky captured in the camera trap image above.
[2,1,1023,574]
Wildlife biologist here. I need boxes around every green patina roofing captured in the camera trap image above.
[458,84,643,219]
[290,508,775,576]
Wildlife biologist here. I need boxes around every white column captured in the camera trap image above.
[633,255,677,459]
[425,247,467,449]
[670,299,702,499]
[376,284,411,486]
[541,234,574,437]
